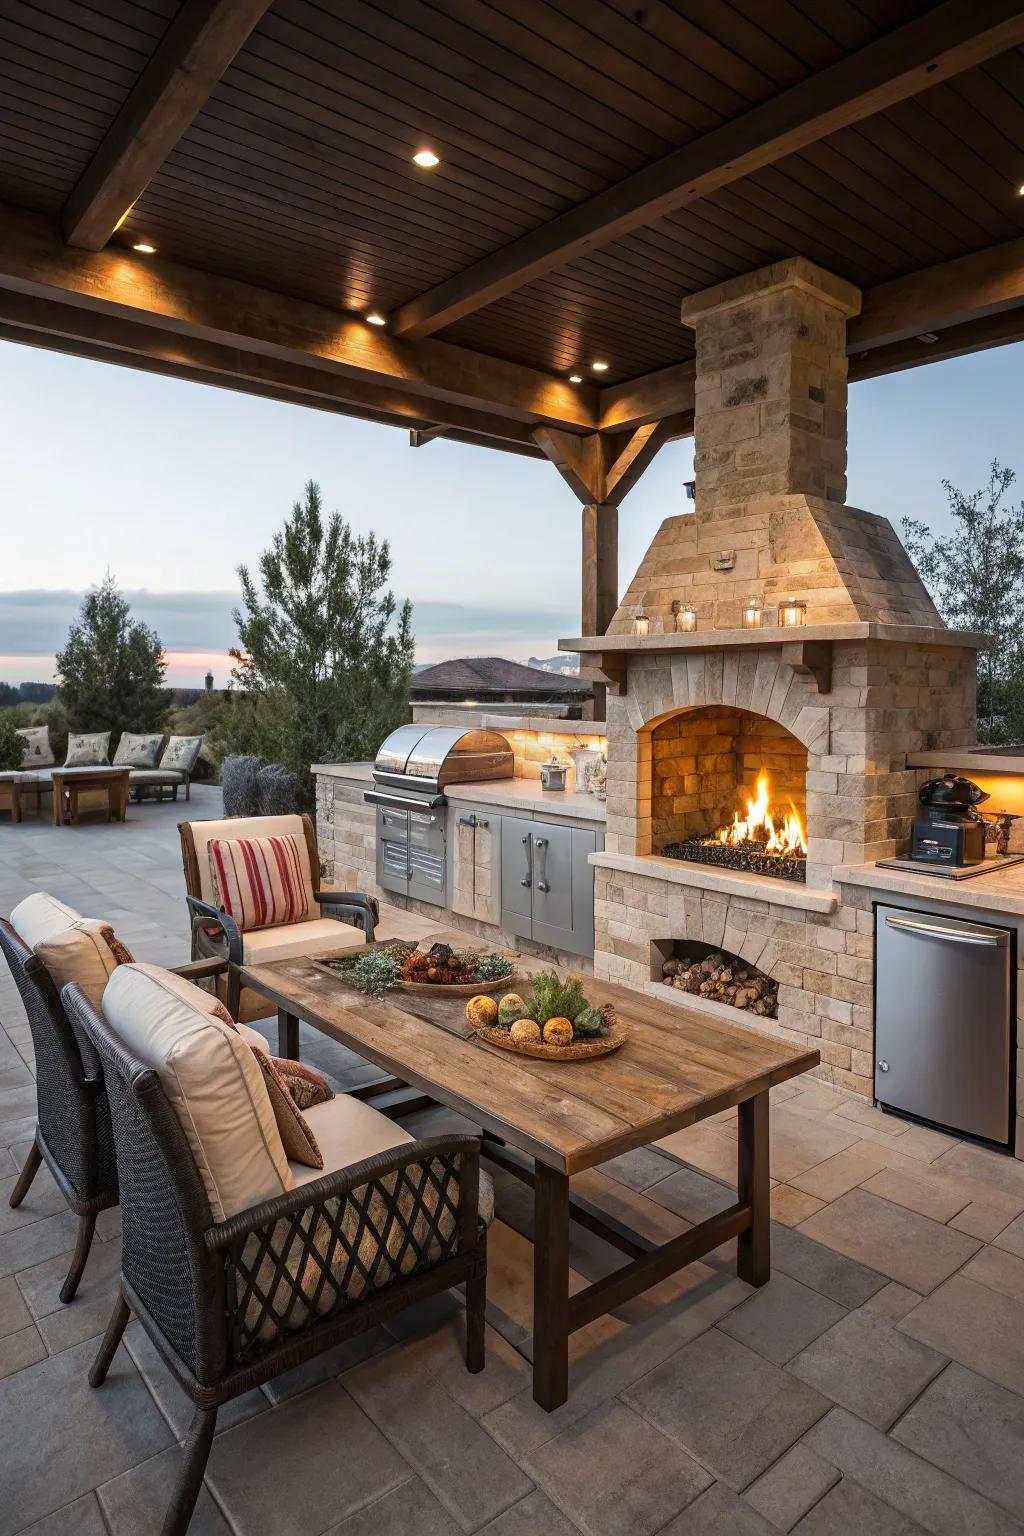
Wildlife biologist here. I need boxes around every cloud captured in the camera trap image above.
[0,589,580,682]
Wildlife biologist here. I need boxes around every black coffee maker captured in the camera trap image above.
[910,774,988,868]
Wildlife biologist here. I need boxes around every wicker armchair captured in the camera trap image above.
[179,812,378,1021]
[0,916,229,1303]
[65,982,487,1536]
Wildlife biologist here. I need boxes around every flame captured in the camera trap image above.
[716,773,807,856]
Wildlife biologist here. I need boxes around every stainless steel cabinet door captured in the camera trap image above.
[500,816,533,939]
[531,824,573,944]
[376,806,409,896]
[874,905,1012,1144]
[407,807,446,904]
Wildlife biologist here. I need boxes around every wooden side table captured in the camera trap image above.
[51,768,130,827]
[0,775,46,824]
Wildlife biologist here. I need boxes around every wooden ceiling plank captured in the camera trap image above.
[391,0,1024,339]
[61,0,274,250]
[0,201,599,430]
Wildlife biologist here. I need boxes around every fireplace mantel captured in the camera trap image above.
[560,622,988,698]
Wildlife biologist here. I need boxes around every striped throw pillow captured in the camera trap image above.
[208,833,309,932]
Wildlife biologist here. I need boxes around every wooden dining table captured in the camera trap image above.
[241,933,819,1411]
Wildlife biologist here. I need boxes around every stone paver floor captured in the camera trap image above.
[3,788,1024,1533]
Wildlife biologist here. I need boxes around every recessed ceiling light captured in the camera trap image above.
[413,148,440,168]
[1018,183,1024,196]
[365,311,386,326]
[591,360,609,372]
[569,373,583,383]
[132,241,156,254]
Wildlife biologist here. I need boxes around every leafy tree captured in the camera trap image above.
[0,712,24,771]
[0,684,18,707]
[226,480,414,805]
[55,575,171,738]
[903,462,1024,743]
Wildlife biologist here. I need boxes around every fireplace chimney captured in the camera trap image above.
[682,258,861,519]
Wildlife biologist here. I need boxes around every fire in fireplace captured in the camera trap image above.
[663,771,808,883]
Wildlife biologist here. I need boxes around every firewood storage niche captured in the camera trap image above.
[648,705,809,882]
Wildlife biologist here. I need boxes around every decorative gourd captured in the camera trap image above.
[465,995,498,1028]
[497,993,528,1028]
[542,1017,573,1047]
[509,1018,542,1046]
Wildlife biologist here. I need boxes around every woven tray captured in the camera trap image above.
[471,1012,628,1061]
[395,972,515,997]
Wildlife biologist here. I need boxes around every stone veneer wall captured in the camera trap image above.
[651,706,806,850]
[605,638,977,887]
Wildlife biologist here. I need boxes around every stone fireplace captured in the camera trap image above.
[575,257,984,1098]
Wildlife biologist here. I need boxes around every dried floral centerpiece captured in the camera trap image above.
[465,972,628,1060]
[322,940,514,999]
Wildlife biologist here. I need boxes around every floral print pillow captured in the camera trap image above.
[160,735,203,773]
[63,732,111,768]
[113,732,164,768]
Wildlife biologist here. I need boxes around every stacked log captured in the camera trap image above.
[661,952,778,1017]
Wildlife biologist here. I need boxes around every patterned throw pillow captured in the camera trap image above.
[249,1048,324,1169]
[160,735,204,773]
[270,1057,333,1111]
[64,732,111,767]
[17,726,54,768]
[113,732,164,768]
[208,833,309,932]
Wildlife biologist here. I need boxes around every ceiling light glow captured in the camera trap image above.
[569,373,583,383]
[132,241,156,254]
[591,360,609,372]
[413,148,440,168]
[366,311,386,326]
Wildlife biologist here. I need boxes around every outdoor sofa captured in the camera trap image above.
[0,729,205,819]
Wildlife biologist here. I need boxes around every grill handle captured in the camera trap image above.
[364,788,446,812]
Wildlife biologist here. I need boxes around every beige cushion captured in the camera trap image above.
[102,963,292,1222]
[129,768,186,784]
[17,726,54,768]
[160,735,203,773]
[113,732,164,768]
[10,892,131,1007]
[64,732,111,767]
[241,918,367,966]
[290,1095,413,1187]
[187,815,318,918]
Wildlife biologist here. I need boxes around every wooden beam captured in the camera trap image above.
[0,288,546,456]
[600,363,696,432]
[62,0,272,250]
[850,306,1024,379]
[0,204,598,431]
[390,0,1024,339]
[531,427,609,503]
[409,426,448,446]
[849,235,1024,353]
[604,418,681,502]
[532,418,683,503]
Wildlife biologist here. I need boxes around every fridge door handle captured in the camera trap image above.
[883,914,1008,948]
[534,836,550,893]
[520,834,532,888]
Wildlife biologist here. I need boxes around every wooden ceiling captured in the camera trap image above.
[2,0,1024,460]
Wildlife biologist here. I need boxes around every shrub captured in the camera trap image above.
[0,713,25,772]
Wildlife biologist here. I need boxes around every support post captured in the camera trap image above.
[581,502,618,721]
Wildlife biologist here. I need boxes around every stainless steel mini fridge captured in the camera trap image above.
[874,904,1013,1146]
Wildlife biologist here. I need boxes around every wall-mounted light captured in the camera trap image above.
[778,596,807,628]
[742,596,764,630]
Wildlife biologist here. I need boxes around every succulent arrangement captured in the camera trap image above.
[332,941,513,998]
[465,971,612,1048]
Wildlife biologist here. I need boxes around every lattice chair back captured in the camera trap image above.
[0,919,115,1205]
[62,984,228,1385]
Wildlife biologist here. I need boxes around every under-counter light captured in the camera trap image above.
[132,242,156,254]
[413,148,440,168]
[365,311,386,326]
[591,360,609,372]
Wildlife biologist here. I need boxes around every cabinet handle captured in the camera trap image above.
[534,836,550,893]
[520,833,532,888]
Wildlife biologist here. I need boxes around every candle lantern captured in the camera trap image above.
[778,596,807,628]
[673,601,698,633]
[632,607,650,638]
[742,596,763,630]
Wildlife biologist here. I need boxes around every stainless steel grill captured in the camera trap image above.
[366,726,513,902]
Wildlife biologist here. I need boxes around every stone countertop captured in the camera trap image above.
[313,762,606,822]
[592,850,839,913]
[908,748,1024,775]
[835,859,1024,918]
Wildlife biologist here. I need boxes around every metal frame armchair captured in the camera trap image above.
[64,982,487,1536]
[179,812,378,1021]
[0,916,226,1303]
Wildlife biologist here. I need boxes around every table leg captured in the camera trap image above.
[277,1008,300,1060]
[532,1162,570,1411]
[52,778,63,827]
[737,1091,770,1286]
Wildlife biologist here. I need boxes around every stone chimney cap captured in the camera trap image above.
[680,257,861,328]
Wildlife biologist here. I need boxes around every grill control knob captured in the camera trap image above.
[877,1060,890,1073]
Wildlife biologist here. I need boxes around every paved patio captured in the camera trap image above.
[2,787,1024,1535]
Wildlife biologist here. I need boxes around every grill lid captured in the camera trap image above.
[372,725,513,793]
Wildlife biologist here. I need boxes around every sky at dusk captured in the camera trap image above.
[2,335,1023,687]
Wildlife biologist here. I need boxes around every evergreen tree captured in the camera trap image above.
[55,575,170,737]
[903,461,1024,743]
[227,480,414,805]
